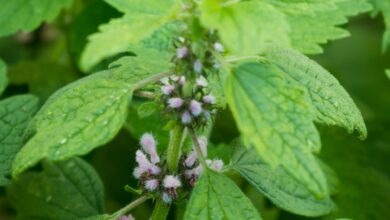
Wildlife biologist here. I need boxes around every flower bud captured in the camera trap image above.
[207,159,224,172]
[161,85,175,95]
[189,100,202,116]
[162,192,172,204]
[194,60,203,73]
[196,76,208,87]
[145,179,159,191]
[140,133,160,164]
[177,47,189,59]
[168,98,184,108]
[181,111,192,125]
[213,42,224,52]
[178,76,186,86]
[184,151,197,167]
[163,175,182,189]
[203,94,215,104]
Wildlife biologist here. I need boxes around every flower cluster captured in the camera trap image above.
[160,75,217,127]
[132,133,224,204]
[182,136,224,187]
[133,133,183,203]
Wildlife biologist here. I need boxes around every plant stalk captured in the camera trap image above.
[151,199,171,220]
[110,195,149,218]
[167,125,185,172]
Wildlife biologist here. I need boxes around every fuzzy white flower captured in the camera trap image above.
[203,94,215,104]
[213,42,224,52]
[163,175,182,189]
[207,159,224,172]
[189,100,202,116]
[162,192,172,203]
[140,133,160,164]
[194,60,203,73]
[196,76,208,87]
[181,111,192,125]
[168,98,184,108]
[161,85,175,95]
[144,179,159,191]
[176,47,189,59]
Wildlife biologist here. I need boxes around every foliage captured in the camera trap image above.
[0,0,389,220]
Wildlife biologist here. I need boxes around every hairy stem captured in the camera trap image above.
[133,72,171,91]
[167,125,185,172]
[151,199,170,220]
[188,127,207,168]
[110,195,149,218]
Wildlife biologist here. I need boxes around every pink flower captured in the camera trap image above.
[189,100,202,116]
[145,179,159,191]
[177,47,189,59]
[207,159,224,172]
[203,94,215,104]
[135,150,150,168]
[196,76,208,87]
[194,60,203,73]
[140,133,160,164]
[184,151,197,167]
[161,85,175,95]
[185,165,203,178]
[168,98,184,108]
[135,150,161,176]
[181,111,192,125]
[163,175,182,189]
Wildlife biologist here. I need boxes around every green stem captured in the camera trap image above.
[151,199,171,220]
[188,127,208,168]
[167,125,185,172]
[110,195,149,219]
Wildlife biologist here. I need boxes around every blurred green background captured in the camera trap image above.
[0,1,389,219]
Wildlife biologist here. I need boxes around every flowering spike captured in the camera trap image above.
[145,179,159,191]
[161,85,175,95]
[140,133,160,164]
[189,100,202,116]
[181,111,192,125]
[194,60,203,73]
[168,98,184,108]
[203,94,215,104]
[163,175,182,189]
[177,47,189,59]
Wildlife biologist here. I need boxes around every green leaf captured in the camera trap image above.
[268,0,372,54]
[8,61,78,101]
[370,0,390,52]
[69,0,121,62]
[0,0,73,36]
[0,59,7,95]
[80,0,178,71]
[0,95,39,185]
[8,157,105,219]
[231,143,335,217]
[199,0,290,55]
[12,71,132,176]
[225,62,328,197]
[263,45,367,139]
[199,0,371,54]
[184,170,262,220]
